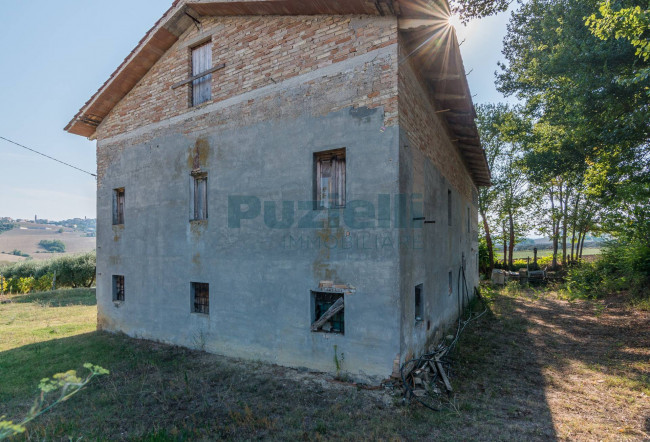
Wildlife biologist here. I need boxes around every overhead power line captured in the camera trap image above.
[0,136,97,178]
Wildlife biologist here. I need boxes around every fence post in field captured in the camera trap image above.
[52,270,57,291]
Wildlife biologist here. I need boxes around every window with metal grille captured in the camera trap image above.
[113,188,125,225]
[191,282,209,314]
[312,291,344,334]
[191,172,208,221]
[415,284,423,321]
[113,275,125,302]
[314,148,346,209]
[191,42,212,106]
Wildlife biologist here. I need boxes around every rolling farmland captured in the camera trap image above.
[0,222,95,265]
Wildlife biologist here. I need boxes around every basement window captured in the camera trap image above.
[415,284,423,322]
[113,188,125,225]
[191,42,212,106]
[447,189,452,226]
[191,282,209,315]
[314,148,346,209]
[190,172,208,221]
[311,291,344,334]
[112,275,125,302]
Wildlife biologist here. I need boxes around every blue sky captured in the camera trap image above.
[0,1,511,221]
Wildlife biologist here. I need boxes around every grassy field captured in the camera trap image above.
[493,247,602,261]
[1,288,648,440]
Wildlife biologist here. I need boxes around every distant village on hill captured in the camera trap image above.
[0,216,96,237]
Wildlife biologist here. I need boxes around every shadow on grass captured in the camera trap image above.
[0,298,561,441]
[11,288,96,307]
[448,292,558,439]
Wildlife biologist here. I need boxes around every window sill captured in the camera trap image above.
[191,312,210,318]
[311,330,344,335]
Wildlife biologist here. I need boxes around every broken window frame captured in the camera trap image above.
[113,275,125,302]
[191,41,213,107]
[414,284,423,322]
[190,171,208,221]
[191,282,210,315]
[311,291,345,334]
[314,148,346,210]
[113,188,125,225]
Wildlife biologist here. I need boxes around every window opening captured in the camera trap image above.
[113,275,125,301]
[314,148,346,209]
[191,42,212,106]
[192,282,210,314]
[311,291,344,334]
[113,188,125,225]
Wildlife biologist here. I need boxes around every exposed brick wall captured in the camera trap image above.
[97,15,398,141]
[398,54,477,202]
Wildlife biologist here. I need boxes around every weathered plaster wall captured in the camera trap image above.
[97,106,401,381]
[397,54,480,363]
[96,16,402,381]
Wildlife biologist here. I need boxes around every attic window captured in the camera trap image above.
[311,291,344,334]
[191,42,212,106]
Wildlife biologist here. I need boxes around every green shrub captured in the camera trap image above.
[563,240,650,304]
[0,252,96,290]
[38,240,66,253]
[10,250,29,258]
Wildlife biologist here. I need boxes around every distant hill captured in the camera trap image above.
[0,220,95,266]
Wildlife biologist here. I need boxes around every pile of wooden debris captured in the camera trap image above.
[400,344,455,411]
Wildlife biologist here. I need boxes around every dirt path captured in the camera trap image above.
[469,289,650,440]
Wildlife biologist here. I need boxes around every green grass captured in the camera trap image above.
[1,286,646,440]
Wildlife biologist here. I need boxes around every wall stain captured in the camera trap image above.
[188,137,210,170]
[190,220,207,237]
[312,218,345,281]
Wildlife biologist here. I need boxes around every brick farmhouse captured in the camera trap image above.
[66,0,490,381]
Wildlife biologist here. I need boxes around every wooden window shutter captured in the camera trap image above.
[192,43,212,106]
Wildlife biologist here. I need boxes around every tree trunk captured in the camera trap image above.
[508,211,515,269]
[561,189,570,266]
[570,195,580,263]
[579,230,587,258]
[549,186,558,269]
[503,220,507,265]
[480,210,494,273]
